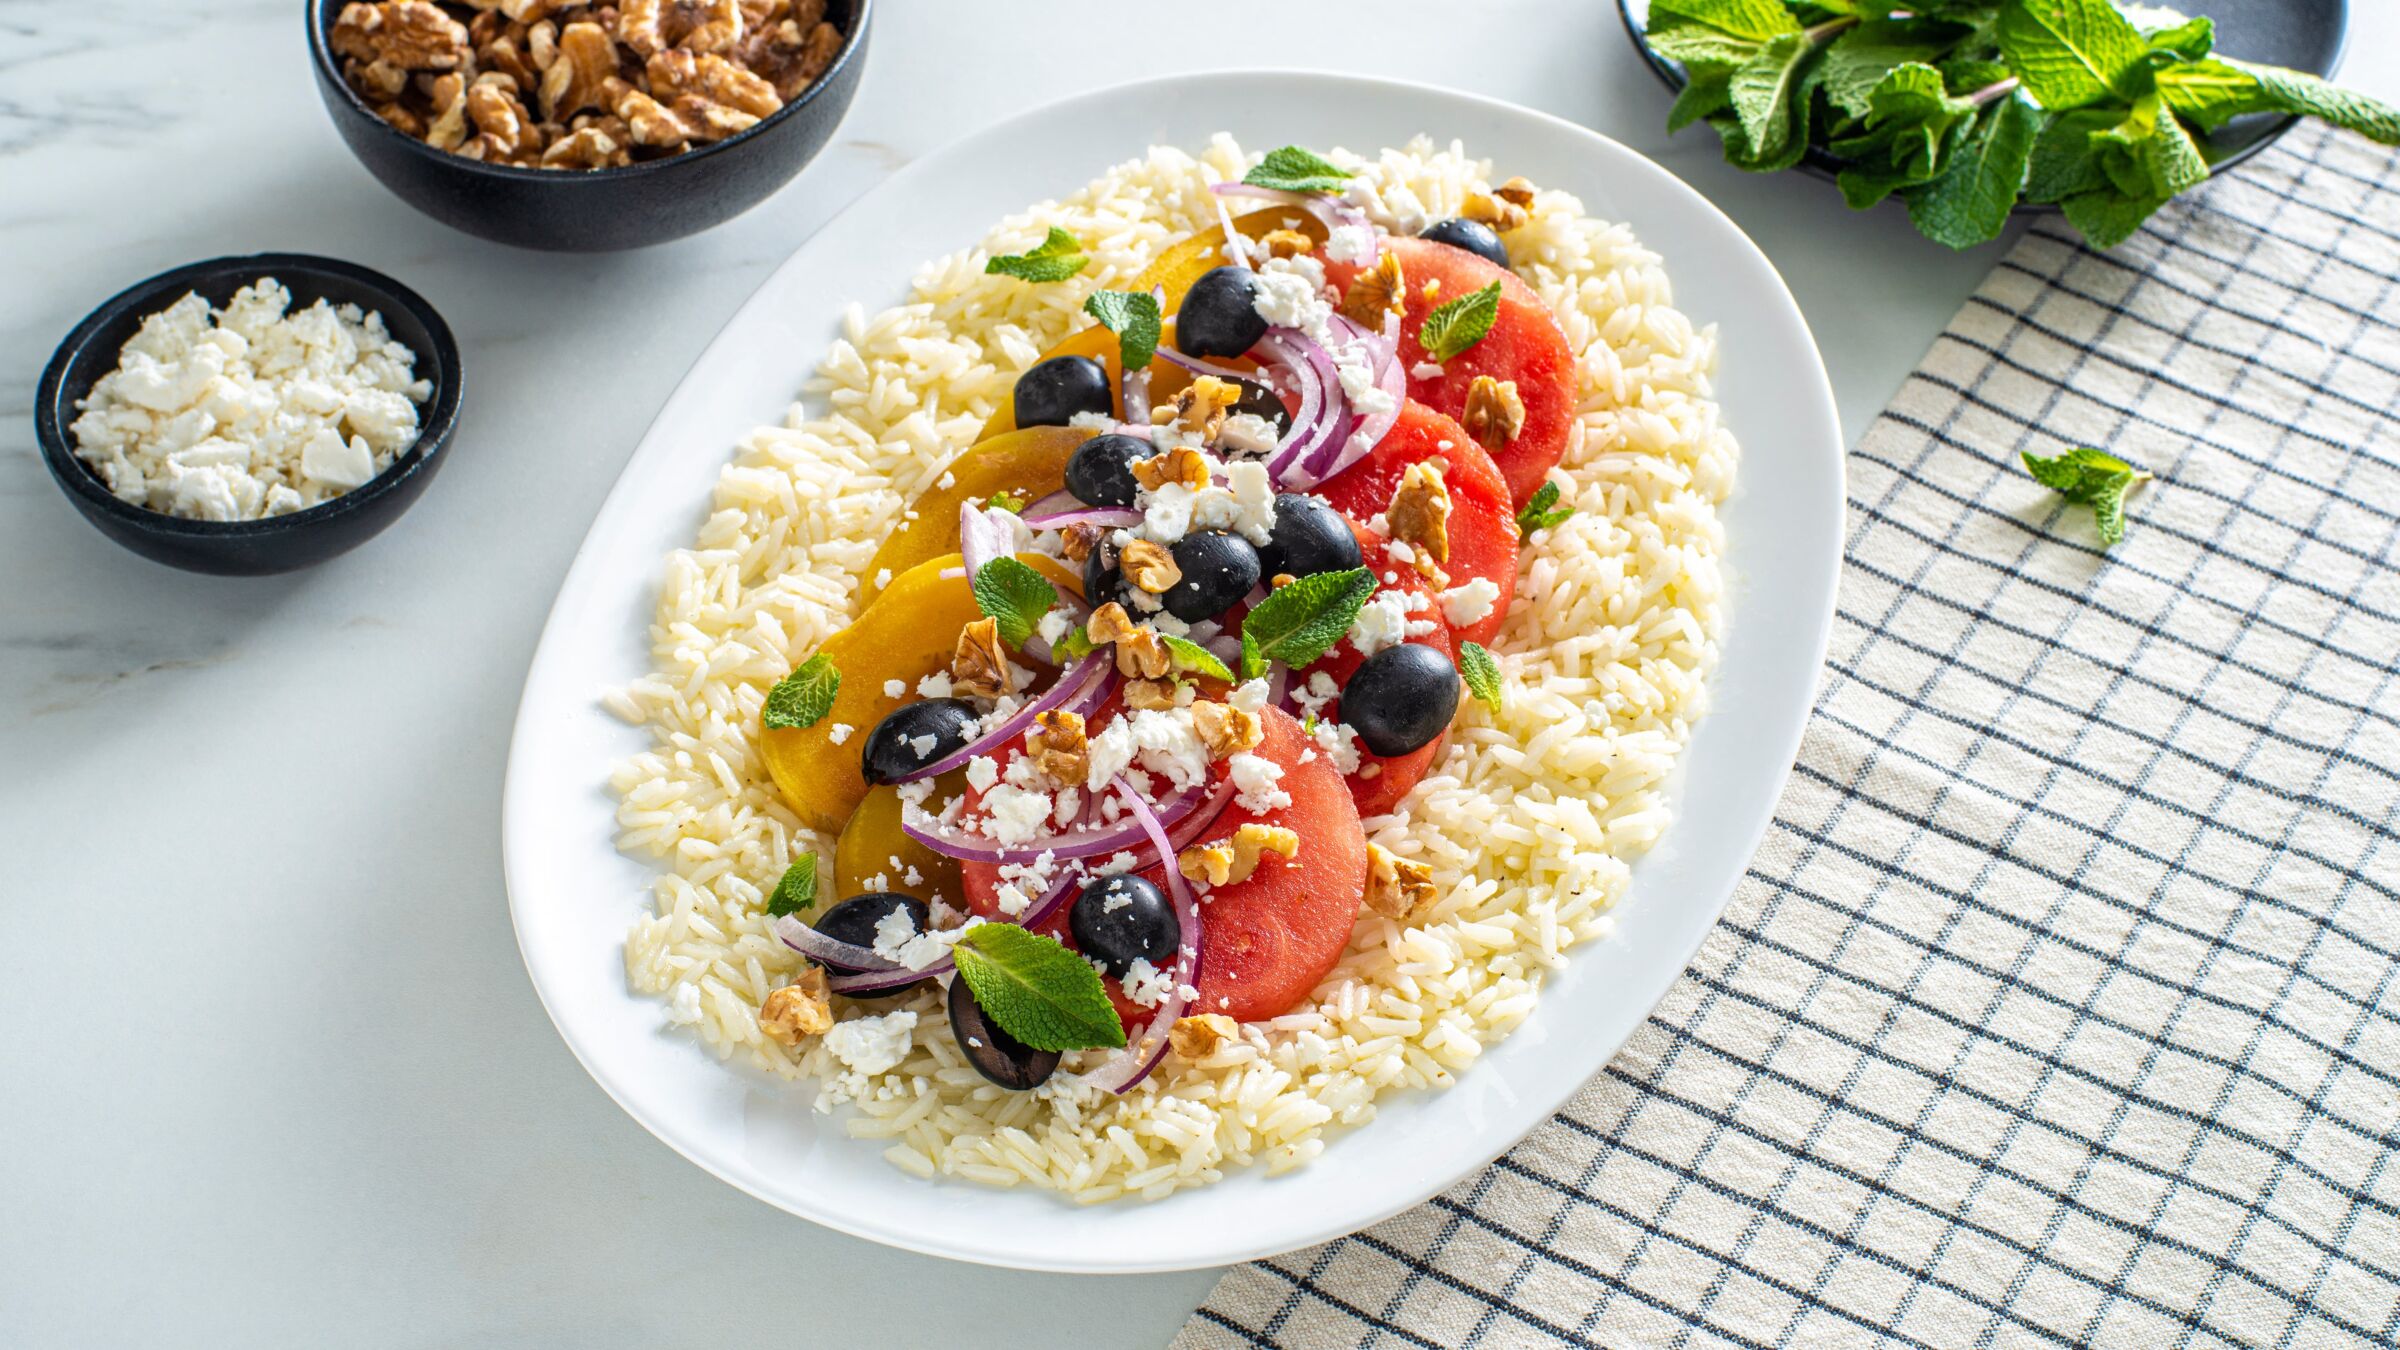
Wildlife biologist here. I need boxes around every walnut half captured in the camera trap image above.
[1364,843,1437,921]
[759,966,833,1043]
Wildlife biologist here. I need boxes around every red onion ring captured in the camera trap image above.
[958,502,1021,576]
[1091,776,1204,1094]
[903,767,1219,865]
[892,652,1115,784]
[776,914,900,971]
[1210,183,1378,266]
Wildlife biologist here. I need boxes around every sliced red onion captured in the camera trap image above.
[1256,332,1345,486]
[1154,346,1260,384]
[1283,319,1401,490]
[776,914,899,971]
[1210,183,1377,265]
[1023,504,1141,532]
[903,766,1219,866]
[1092,776,1204,1094]
[893,652,1114,784]
[1164,775,1236,852]
[828,960,944,994]
[958,502,1023,576]
[1123,362,1153,424]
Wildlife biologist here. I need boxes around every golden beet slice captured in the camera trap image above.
[863,425,1090,601]
[834,778,963,904]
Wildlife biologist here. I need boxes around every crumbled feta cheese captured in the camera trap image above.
[1252,265,1333,342]
[1093,850,1141,877]
[965,755,1000,793]
[1223,460,1278,545]
[906,733,937,758]
[1412,361,1447,381]
[1218,412,1282,457]
[1229,678,1270,714]
[1442,577,1502,628]
[1068,410,1119,431]
[993,851,1060,917]
[1143,482,1197,541]
[1349,590,1417,657]
[1037,607,1074,647]
[66,279,433,521]
[981,783,1054,844]
[1228,752,1291,812]
[1313,719,1364,775]
[936,471,956,490]
[665,982,703,1026]
[1322,223,1376,263]
[824,1010,918,1076]
[828,723,856,745]
[875,568,894,589]
[883,679,907,698]
[917,671,954,698]
[1121,959,1174,1009]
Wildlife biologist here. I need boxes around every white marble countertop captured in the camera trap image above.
[5,3,2394,1346]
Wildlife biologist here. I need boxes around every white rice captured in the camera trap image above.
[609,136,1736,1200]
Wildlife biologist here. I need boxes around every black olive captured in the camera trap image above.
[1069,875,1179,979]
[1164,530,1262,622]
[1418,217,1511,270]
[860,698,980,785]
[1342,642,1460,756]
[1083,537,1126,610]
[1173,266,1268,359]
[1229,377,1293,436]
[1064,432,1148,508]
[1014,355,1114,428]
[815,892,931,998]
[1256,494,1363,581]
[948,973,1060,1091]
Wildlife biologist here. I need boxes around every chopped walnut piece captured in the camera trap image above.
[1341,251,1406,326]
[539,20,619,119]
[1031,710,1089,785]
[479,34,537,93]
[1461,375,1526,454]
[370,100,427,136]
[1058,523,1102,565]
[331,2,471,71]
[1178,842,1234,887]
[1231,823,1299,878]
[499,0,560,20]
[1364,843,1437,921]
[619,0,743,57]
[1151,376,1242,445]
[349,58,413,101]
[466,72,542,156]
[950,618,1011,699]
[1086,603,1172,679]
[1170,1013,1241,1060]
[424,72,470,151]
[759,967,834,1043]
[541,123,630,167]
[1386,461,1453,567]
[1124,678,1181,711]
[1259,228,1315,259]
[1421,279,1442,302]
[1130,444,1211,494]
[1462,190,1529,232]
[1191,700,1263,758]
[614,87,691,149]
[526,17,558,68]
[647,48,781,120]
[1119,539,1182,595]
[1494,175,1538,209]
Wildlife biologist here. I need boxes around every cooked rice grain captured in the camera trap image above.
[611,136,1734,1198]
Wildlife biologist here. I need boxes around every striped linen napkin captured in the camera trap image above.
[1177,121,2400,1350]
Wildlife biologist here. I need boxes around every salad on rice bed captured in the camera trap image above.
[754,147,1579,1098]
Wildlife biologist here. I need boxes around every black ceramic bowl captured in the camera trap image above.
[35,253,463,576]
[307,0,871,251]
[1615,0,2348,204]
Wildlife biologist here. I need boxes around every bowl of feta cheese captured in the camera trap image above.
[35,252,462,575]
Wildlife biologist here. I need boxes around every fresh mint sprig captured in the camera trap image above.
[1514,481,1576,535]
[1650,0,2400,251]
[1458,642,1504,712]
[1240,568,1378,679]
[1161,634,1234,683]
[766,854,819,917]
[1242,145,1352,193]
[970,556,1058,648]
[2023,445,2150,547]
[1083,289,1162,371]
[951,922,1127,1051]
[762,652,840,730]
[984,227,1088,284]
[1420,282,1502,363]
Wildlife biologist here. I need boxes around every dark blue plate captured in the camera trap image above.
[1614,0,2350,203]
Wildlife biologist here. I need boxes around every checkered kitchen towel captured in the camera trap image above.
[1178,121,2400,1349]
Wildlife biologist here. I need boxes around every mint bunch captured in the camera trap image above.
[1649,0,2400,250]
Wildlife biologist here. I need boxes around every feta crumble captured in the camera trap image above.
[1442,577,1502,628]
[824,1010,918,1076]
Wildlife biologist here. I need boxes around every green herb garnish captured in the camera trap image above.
[988,490,1027,514]
[1419,282,1502,363]
[762,652,840,730]
[951,923,1127,1051]
[1514,481,1576,535]
[2023,445,2150,547]
[1161,634,1234,683]
[1052,625,1097,662]
[1242,145,1352,193]
[1239,568,1378,679]
[1083,289,1162,371]
[984,227,1089,284]
[1458,642,1504,711]
[1651,0,2400,250]
[970,556,1058,648]
[766,854,819,917]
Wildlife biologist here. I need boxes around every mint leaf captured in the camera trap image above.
[1083,289,1161,371]
[1905,94,2040,249]
[2091,93,2208,201]
[1161,634,1233,683]
[988,490,1027,514]
[1242,567,1377,675]
[766,854,819,918]
[1995,0,2148,110]
[1052,625,1096,663]
[1727,32,1822,168]
[2060,183,2170,248]
[1821,19,1964,119]
[2157,58,2400,144]
[1242,145,1351,193]
[762,652,840,730]
[1648,0,1801,45]
[1669,67,1738,131]
[2142,15,2213,60]
[2023,446,2150,548]
[1420,282,1502,362]
[1514,481,1575,535]
[2022,107,2117,203]
[951,923,1127,1051]
[1458,642,1503,711]
[970,556,1057,648]
[984,227,1087,284]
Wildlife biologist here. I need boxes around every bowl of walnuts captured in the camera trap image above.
[307,0,871,252]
